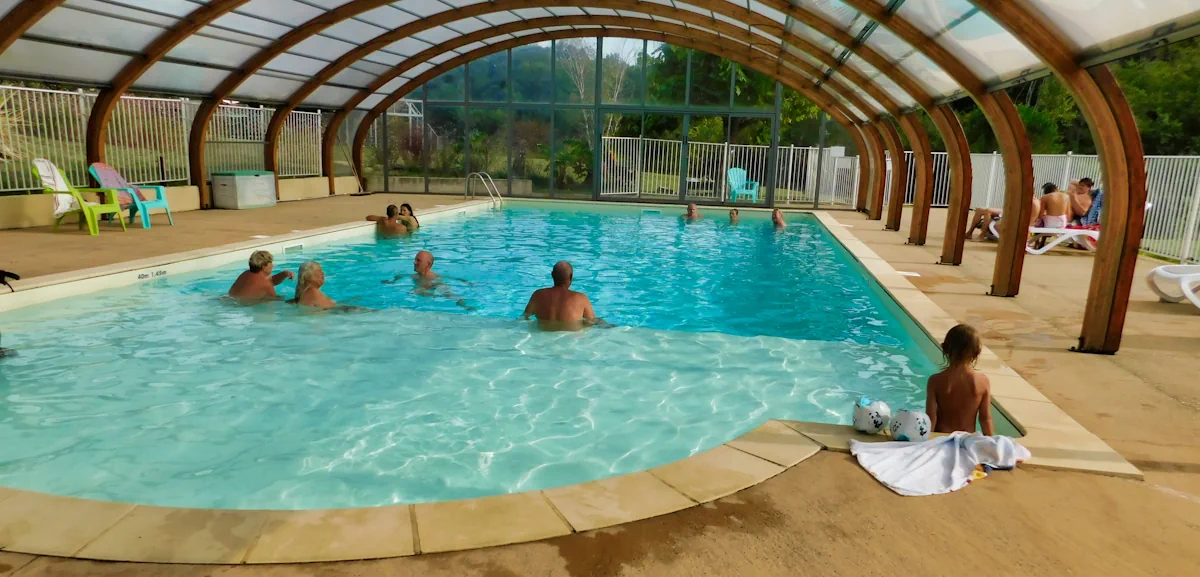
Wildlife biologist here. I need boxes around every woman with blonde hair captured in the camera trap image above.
[291,261,335,309]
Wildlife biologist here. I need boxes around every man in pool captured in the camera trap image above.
[365,205,410,237]
[522,261,601,331]
[385,250,472,309]
[729,208,739,224]
[772,209,787,229]
[227,250,294,304]
[682,203,702,221]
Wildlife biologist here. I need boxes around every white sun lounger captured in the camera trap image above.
[988,220,1099,255]
[1146,265,1200,309]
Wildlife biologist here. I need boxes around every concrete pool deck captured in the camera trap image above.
[0,196,1198,574]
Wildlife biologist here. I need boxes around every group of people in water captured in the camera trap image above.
[965,177,1102,244]
[228,202,791,329]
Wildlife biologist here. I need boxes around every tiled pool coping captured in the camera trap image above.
[0,200,1141,564]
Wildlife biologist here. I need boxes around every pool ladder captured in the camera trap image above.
[466,172,502,208]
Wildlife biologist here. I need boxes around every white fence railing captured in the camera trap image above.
[1,84,322,193]
[601,136,859,207]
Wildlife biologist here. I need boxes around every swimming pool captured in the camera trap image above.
[0,202,960,509]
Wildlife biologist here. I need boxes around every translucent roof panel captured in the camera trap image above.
[928,9,1042,85]
[1035,0,1200,57]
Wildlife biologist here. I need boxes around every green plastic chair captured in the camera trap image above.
[32,158,127,236]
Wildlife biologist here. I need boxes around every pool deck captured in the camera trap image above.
[0,196,1198,575]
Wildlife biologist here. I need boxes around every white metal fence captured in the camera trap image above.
[601,136,859,206]
[0,84,322,193]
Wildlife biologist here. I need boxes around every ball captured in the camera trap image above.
[852,396,892,434]
[889,409,932,442]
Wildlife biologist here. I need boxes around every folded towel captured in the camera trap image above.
[850,432,1031,496]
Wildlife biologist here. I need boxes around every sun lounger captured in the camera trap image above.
[989,220,1098,255]
[1146,265,1200,309]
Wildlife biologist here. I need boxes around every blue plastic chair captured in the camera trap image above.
[726,168,759,203]
[88,162,174,229]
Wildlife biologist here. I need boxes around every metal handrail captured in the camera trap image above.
[466,172,502,208]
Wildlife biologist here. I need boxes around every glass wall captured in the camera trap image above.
[371,37,852,206]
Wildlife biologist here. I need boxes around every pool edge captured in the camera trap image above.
[808,210,1142,481]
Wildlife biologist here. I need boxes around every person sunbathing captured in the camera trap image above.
[290,261,335,309]
[968,194,1041,242]
[366,205,410,237]
[926,324,994,436]
[1036,182,1071,229]
[227,250,294,304]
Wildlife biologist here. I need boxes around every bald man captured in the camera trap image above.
[522,261,598,331]
[385,250,472,309]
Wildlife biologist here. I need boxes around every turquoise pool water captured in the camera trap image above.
[0,204,943,509]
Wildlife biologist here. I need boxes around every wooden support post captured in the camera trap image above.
[849,125,871,213]
[984,92,1035,297]
[898,113,933,245]
[861,123,887,221]
[1077,66,1147,353]
[879,120,907,231]
[188,101,219,209]
[929,105,972,265]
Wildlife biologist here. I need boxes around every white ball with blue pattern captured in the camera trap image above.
[852,396,892,434]
[889,409,932,442]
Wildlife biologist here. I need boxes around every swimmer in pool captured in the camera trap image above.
[384,250,472,309]
[729,208,739,224]
[227,250,294,304]
[290,260,335,309]
[366,204,410,237]
[772,209,787,229]
[682,203,702,221]
[397,203,420,231]
[522,261,605,331]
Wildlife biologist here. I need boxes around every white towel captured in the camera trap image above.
[849,432,1031,496]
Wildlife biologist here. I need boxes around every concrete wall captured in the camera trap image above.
[277,176,361,200]
[0,186,200,230]
[365,176,532,196]
[332,176,360,196]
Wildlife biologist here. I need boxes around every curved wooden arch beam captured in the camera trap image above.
[85,1,251,166]
[846,125,871,212]
[283,10,895,187]
[973,1,1147,353]
[0,0,65,55]
[347,29,861,191]
[898,113,934,245]
[838,0,1034,298]
[273,1,925,183]
[861,123,887,220]
[878,120,907,231]
[929,104,972,265]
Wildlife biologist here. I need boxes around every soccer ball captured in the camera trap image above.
[889,409,931,442]
[852,397,892,434]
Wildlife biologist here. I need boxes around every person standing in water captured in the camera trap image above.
[385,250,472,309]
[522,261,599,331]
[729,209,739,224]
[366,205,410,237]
[682,203,702,221]
[926,324,994,436]
[227,250,294,304]
[291,261,336,309]
[771,209,787,229]
[397,203,420,231]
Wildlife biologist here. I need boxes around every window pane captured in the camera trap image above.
[554,38,596,104]
[727,116,770,207]
[468,107,507,182]
[733,65,776,110]
[600,112,642,197]
[553,109,594,198]
[383,99,426,193]
[512,109,551,197]
[512,41,551,103]
[685,115,727,200]
[688,51,729,107]
[426,106,465,184]
[426,65,464,101]
[468,51,507,102]
[646,42,686,107]
[641,114,683,197]
[602,38,643,105]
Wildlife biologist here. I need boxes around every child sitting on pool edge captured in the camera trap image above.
[926,324,994,436]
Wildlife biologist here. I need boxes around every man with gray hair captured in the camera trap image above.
[227,250,294,303]
[522,261,599,331]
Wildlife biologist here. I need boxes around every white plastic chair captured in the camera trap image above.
[1146,265,1200,309]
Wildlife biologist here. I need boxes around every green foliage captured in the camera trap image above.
[957,104,1064,154]
[688,116,726,143]
[1115,38,1200,155]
